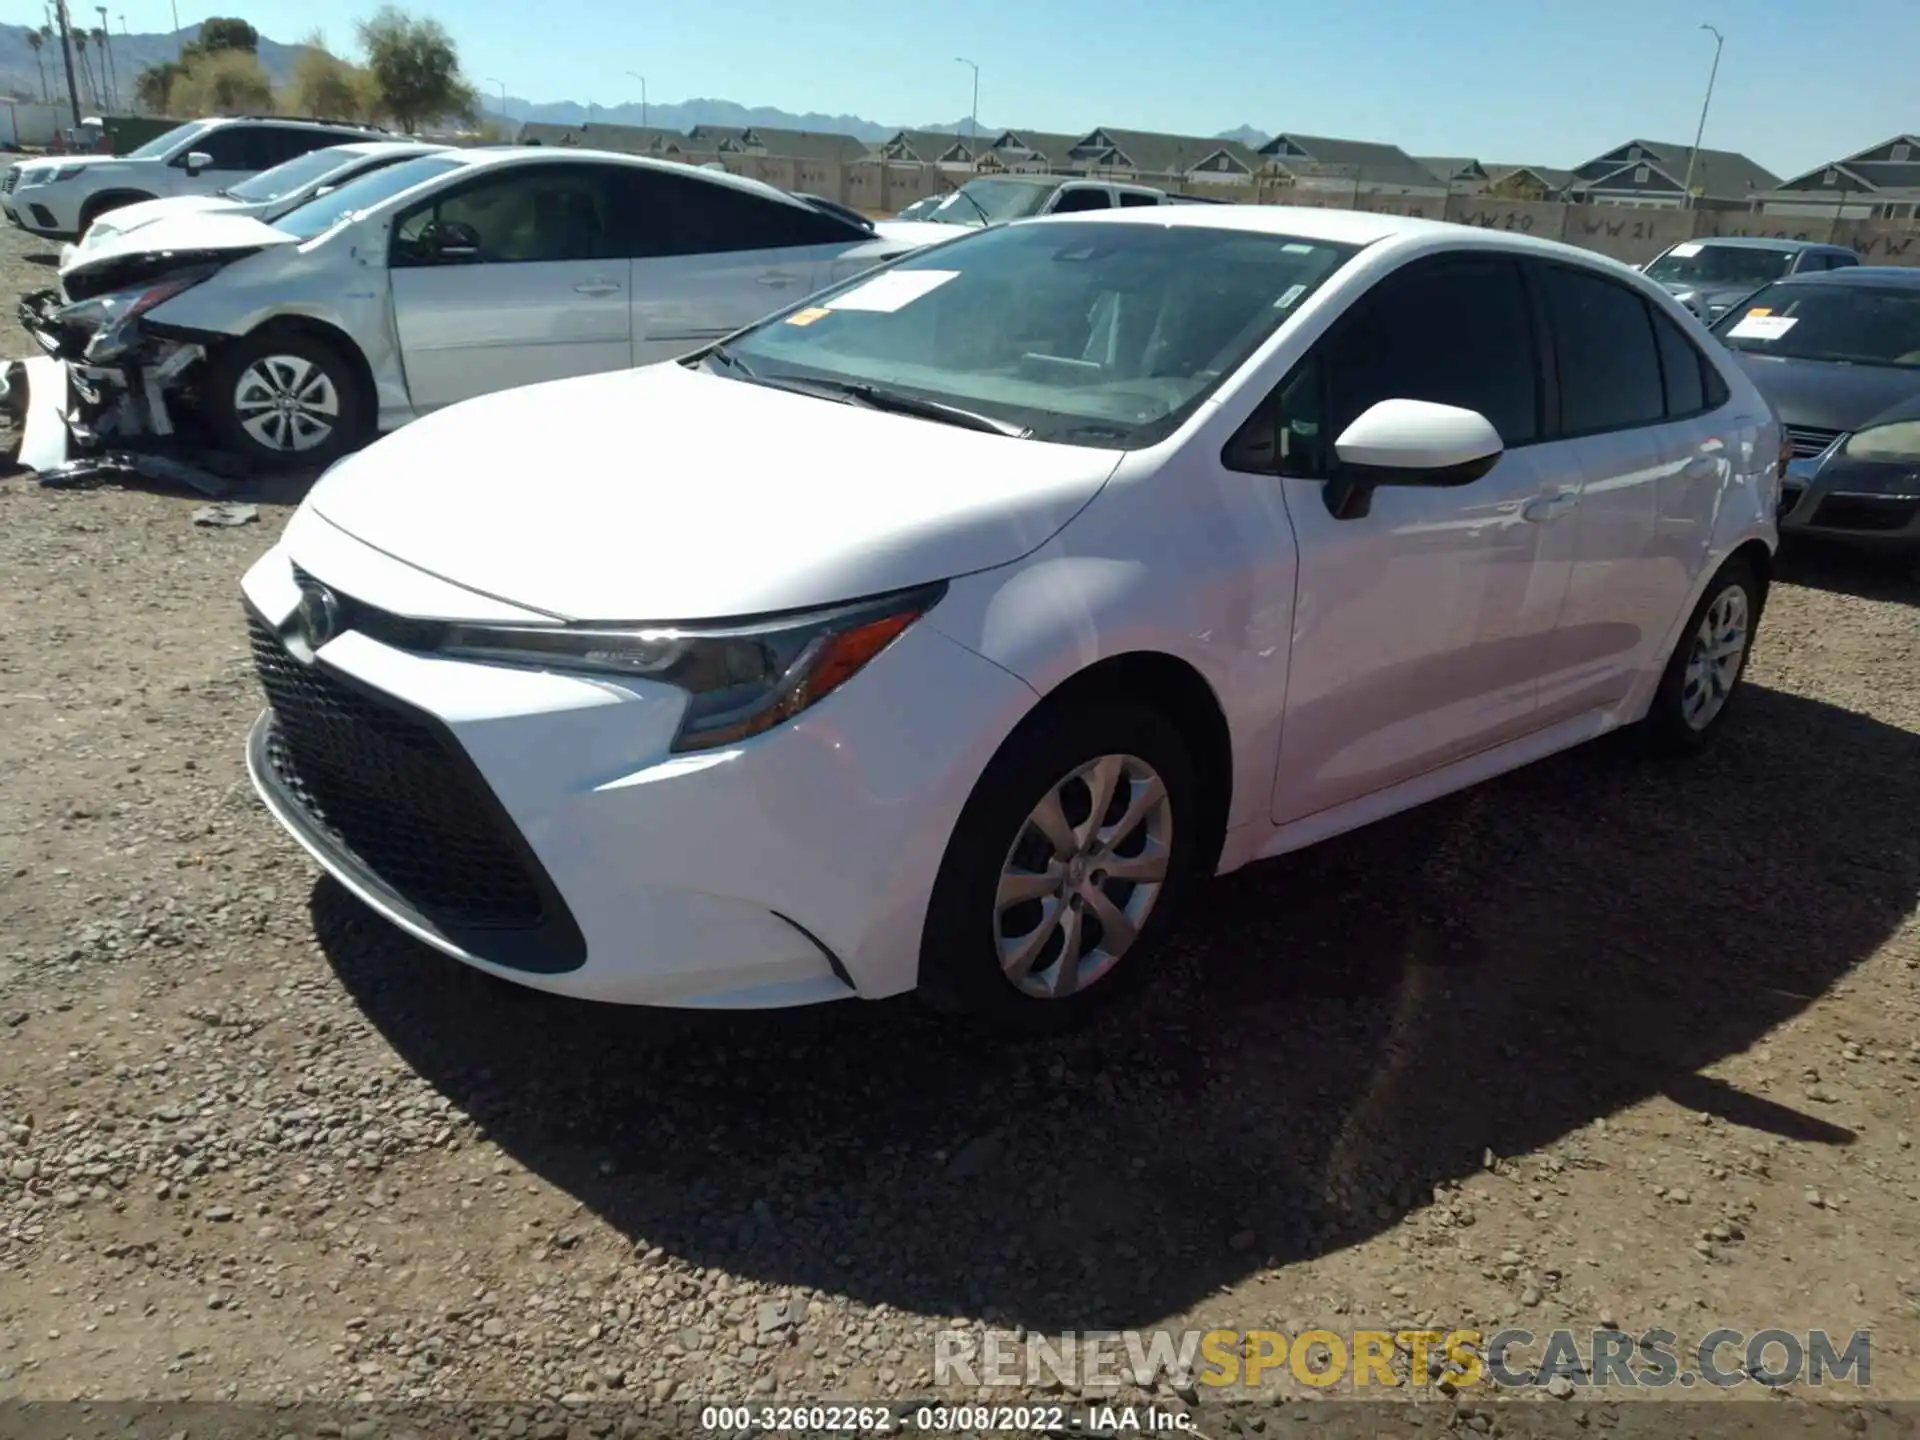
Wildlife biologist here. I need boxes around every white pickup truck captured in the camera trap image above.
[903,173,1227,227]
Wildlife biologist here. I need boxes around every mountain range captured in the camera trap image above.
[0,21,1272,148]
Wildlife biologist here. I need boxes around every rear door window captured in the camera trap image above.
[1538,263,1667,435]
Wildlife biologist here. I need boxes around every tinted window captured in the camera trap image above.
[1829,252,1860,269]
[1052,188,1112,213]
[723,221,1356,449]
[226,145,360,203]
[1649,305,1707,417]
[262,127,345,168]
[274,153,463,240]
[1279,255,1538,478]
[1643,243,1795,287]
[1711,281,1920,370]
[609,167,868,256]
[393,164,614,264]
[1540,264,1666,433]
[1118,191,1162,207]
[132,119,214,161]
[191,125,256,171]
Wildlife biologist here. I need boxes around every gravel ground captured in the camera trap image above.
[3,218,1920,1424]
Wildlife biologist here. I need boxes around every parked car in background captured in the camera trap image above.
[1712,267,1920,545]
[59,140,449,270]
[239,207,1778,1029]
[22,147,947,468]
[895,195,943,221]
[1643,236,1861,322]
[2,116,390,239]
[920,173,1180,227]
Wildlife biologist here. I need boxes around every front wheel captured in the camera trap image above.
[917,701,1201,1033]
[1641,555,1761,754]
[206,329,372,471]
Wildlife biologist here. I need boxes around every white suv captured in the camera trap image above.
[1,115,387,240]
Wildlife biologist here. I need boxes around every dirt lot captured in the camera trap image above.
[2,217,1920,1428]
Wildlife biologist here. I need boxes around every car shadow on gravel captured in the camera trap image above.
[314,682,1914,1332]
[1776,540,1919,607]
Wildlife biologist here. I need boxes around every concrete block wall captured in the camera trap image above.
[689,155,1920,268]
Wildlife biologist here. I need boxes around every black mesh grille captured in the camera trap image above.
[2,169,16,195]
[249,610,549,931]
[1784,425,1842,460]
[1805,495,1920,533]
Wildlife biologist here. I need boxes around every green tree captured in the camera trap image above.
[168,47,273,115]
[356,7,475,133]
[135,60,182,113]
[285,34,368,119]
[188,17,259,57]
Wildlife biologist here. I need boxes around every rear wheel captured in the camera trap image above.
[1641,556,1761,754]
[917,701,1200,1033]
[206,328,372,471]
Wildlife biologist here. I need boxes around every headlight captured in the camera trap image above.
[47,164,87,183]
[434,582,946,752]
[1841,419,1920,465]
[68,269,216,362]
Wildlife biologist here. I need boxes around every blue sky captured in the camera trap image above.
[177,0,1909,178]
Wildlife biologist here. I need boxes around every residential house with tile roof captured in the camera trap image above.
[1754,135,1920,220]
[514,121,693,155]
[1257,133,1447,194]
[1417,156,1494,189]
[1061,126,1265,184]
[1484,163,1575,202]
[1567,139,1780,209]
[684,124,871,164]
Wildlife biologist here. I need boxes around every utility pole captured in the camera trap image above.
[171,0,181,60]
[954,56,978,152]
[54,0,82,131]
[1681,23,1725,211]
[626,71,647,128]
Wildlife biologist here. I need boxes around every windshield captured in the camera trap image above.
[1711,282,1920,369]
[272,154,464,240]
[1645,242,1796,287]
[226,146,363,204]
[129,119,215,161]
[927,178,1056,225]
[717,220,1357,448]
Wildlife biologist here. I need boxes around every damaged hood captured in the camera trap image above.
[59,210,297,292]
[63,194,246,266]
[307,361,1119,621]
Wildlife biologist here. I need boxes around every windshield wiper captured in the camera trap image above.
[943,185,994,227]
[806,379,1031,437]
[701,343,755,378]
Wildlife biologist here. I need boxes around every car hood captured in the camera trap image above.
[64,194,244,262]
[1730,351,1920,433]
[59,210,296,287]
[307,361,1121,621]
[17,154,122,179]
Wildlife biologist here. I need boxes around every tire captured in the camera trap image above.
[1640,555,1761,755]
[917,700,1202,1034]
[206,328,372,472]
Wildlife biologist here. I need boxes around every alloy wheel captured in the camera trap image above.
[994,752,1174,1000]
[1681,583,1749,731]
[233,354,341,453]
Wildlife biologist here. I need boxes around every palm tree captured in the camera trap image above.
[26,28,48,102]
[73,29,96,110]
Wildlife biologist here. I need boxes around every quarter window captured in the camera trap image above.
[608,167,869,256]
[1539,264,1667,434]
[1648,304,1708,417]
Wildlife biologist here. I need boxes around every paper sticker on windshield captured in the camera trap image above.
[1282,243,1315,254]
[826,269,960,313]
[1668,242,1704,258]
[1275,283,1307,308]
[1727,313,1798,341]
[785,306,832,327]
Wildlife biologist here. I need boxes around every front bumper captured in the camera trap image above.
[239,521,1040,1008]
[14,287,210,458]
[1781,448,1920,547]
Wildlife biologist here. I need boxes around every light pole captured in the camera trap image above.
[1681,23,1724,211]
[95,4,114,111]
[485,75,507,118]
[954,56,978,152]
[626,70,647,128]
[169,0,180,61]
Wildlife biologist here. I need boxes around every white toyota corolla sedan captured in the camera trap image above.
[241,205,1782,1031]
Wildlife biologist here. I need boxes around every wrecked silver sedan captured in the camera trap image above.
[14,147,940,472]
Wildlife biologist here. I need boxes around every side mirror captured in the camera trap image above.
[1322,398,1504,520]
[183,150,212,176]
[312,183,337,198]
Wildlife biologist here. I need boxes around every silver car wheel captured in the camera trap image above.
[1680,583,1749,731]
[994,752,1173,1000]
[233,354,341,453]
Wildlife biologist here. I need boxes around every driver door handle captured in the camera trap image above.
[1522,489,1580,523]
[757,271,801,287]
[574,278,622,296]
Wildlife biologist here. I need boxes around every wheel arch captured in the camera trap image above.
[1025,650,1234,879]
[78,189,157,227]
[223,315,378,415]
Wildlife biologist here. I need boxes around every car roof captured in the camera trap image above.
[1760,266,1920,289]
[434,146,825,210]
[324,140,444,158]
[1686,235,1831,252]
